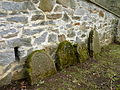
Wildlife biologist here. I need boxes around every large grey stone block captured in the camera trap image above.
[1,1,36,11]
[23,28,43,35]
[7,16,28,23]
[0,28,18,36]
[0,50,15,66]
[7,38,31,48]
[48,33,57,43]
[34,32,48,44]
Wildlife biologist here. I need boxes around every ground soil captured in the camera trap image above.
[0,44,120,90]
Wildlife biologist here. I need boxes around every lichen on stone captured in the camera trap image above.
[77,43,89,63]
[55,41,78,70]
[25,50,57,85]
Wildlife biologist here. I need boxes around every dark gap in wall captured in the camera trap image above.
[88,30,93,58]
[14,47,20,61]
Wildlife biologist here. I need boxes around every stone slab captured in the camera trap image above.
[26,50,57,85]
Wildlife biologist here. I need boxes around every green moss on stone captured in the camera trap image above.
[77,43,89,63]
[25,50,57,85]
[56,41,78,70]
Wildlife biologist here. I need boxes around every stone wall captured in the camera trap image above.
[0,0,119,86]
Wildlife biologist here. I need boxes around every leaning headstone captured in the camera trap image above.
[25,50,57,85]
[77,43,89,63]
[56,41,78,70]
[88,30,101,58]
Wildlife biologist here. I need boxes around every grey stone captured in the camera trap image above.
[26,50,57,85]
[56,0,76,9]
[0,28,18,36]
[34,32,48,44]
[0,41,6,50]
[24,1,36,10]
[0,24,6,27]
[1,1,36,11]
[0,50,15,66]
[66,24,72,28]
[76,37,82,43]
[39,0,54,12]
[32,21,49,26]
[0,12,7,17]
[2,33,18,38]
[48,33,57,43]
[74,8,89,16]
[23,29,43,35]
[54,5,62,12]
[62,13,71,22]
[67,30,76,37]
[7,38,31,48]
[7,16,28,23]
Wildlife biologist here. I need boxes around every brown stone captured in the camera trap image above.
[99,10,104,17]
[31,15,45,21]
[58,34,66,42]
[39,0,54,12]
[46,14,62,19]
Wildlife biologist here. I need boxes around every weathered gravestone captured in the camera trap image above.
[25,50,57,85]
[88,30,101,58]
[77,43,89,63]
[56,41,78,70]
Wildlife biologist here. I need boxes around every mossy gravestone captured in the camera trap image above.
[56,41,78,70]
[77,43,89,63]
[26,50,57,85]
[88,30,101,58]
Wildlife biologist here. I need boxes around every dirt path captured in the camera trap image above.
[0,44,120,90]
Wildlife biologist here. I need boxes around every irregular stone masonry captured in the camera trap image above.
[0,0,120,87]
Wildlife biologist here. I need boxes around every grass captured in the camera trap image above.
[0,44,120,90]
[37,44,120,90]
